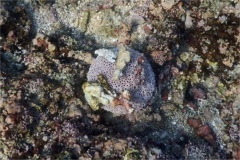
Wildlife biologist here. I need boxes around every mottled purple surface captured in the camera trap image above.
[87,48,155,109]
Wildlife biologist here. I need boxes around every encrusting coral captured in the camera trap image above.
[83,46,155,115]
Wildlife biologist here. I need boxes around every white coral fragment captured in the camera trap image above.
[95,48,118,63]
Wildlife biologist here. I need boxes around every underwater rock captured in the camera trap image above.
[83,47,155,115]
[0,4,9,26]
[161,0,179,10]
[187,118,202,129]
[32,33,56,52]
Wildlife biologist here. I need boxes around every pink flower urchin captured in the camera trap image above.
[87,47,155,114]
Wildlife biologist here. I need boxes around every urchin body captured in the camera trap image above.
[85,47,155,115]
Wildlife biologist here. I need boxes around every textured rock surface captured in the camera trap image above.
[0,0,239,159]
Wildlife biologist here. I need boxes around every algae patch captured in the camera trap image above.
[82,74,116,111]
[113,45,131,80]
